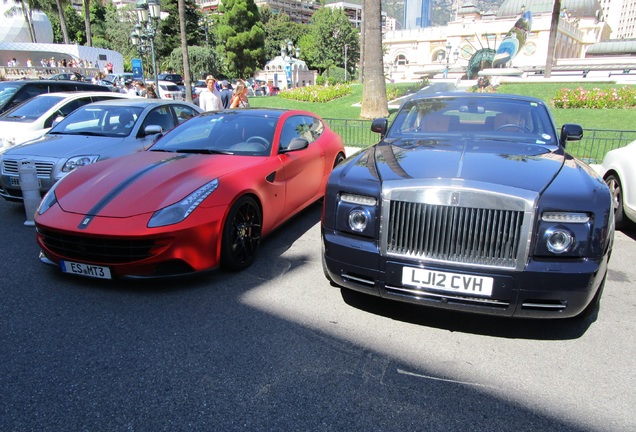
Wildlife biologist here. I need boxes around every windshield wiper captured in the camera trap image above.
[176,148,234,155]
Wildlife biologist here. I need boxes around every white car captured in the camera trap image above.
[0,91,132,150]
[597,140,636,229]
[153,80,184,101]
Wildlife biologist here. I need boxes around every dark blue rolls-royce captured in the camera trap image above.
[321,93,614,319]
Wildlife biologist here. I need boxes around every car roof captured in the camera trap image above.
[32,91,130,98]
[409,92,546,105]
[85,98,200,109]
[0,80,103,88]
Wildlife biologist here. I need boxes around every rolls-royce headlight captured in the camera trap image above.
[63,155,100,172]
[148,179,219,228]
[545,228,574,254]
[349,208,369,232]
[335,192,378,237]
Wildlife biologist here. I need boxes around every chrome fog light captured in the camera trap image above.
[546,228,574,254]
[348,209,369,232]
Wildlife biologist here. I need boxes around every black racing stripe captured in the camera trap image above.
[77,154,189,230]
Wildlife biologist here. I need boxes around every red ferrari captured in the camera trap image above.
[34,108,345,279]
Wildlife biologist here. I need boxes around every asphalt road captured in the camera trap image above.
[1,198,636,432]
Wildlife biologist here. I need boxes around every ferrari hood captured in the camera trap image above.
[6,133,126,157]
[54,151,265,217]
[374,138,564,192]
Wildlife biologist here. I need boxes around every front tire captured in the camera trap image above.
[605,173,629,229]
[220,196,262,271]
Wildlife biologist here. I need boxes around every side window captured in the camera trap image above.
[173,105,198,125]
[142,106,175,133]
[43,98,88,128]
[278,115,316,150]
[13,84,48,107]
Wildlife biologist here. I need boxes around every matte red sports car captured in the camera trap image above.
[34,108,345,279]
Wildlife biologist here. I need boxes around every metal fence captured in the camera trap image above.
[323,118,636,164]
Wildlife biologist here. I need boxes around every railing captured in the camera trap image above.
[323,118,636,164]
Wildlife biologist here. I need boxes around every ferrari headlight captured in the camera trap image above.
[62,155,100,172]
[148,179,219,228]
[37,181,60,215]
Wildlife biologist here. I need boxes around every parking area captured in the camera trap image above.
[1,198,636,431]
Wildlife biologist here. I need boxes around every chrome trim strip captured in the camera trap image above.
[386,284,510,306]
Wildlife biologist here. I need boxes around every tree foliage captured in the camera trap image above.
[261,11,309,64]
[156,0,202,61]
[302,7,359,76]
[216,0,265,77]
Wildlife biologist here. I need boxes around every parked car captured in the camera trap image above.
[48,72,86,81]
[105,73,135,86]
[153,80,184,101]
[0,91,132,150]
[595,140,636,229]
[33,108,345,279]
[321,93,614,319]
[157,73,184,85]
[0,80,111,115]
[0,99,202,202]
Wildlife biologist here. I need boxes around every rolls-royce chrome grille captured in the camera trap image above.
[3,159,54,176]
[387,201,524,268]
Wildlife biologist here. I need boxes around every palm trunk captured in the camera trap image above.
[55,0,70,44]
[544,0,561,78]
[360,0,388,119]
[83,0,92,47]
[178,0,193,103]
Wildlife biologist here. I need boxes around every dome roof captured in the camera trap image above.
[0,1,53,43]
[496,0,603,19]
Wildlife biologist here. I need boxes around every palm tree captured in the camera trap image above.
[178,0,193,103]
[54,0,70,44]
[83,0,92,46]
[544,0,561,78]
[360,0,388,119]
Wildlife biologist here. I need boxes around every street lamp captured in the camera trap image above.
[281,41,300,89]
[131,0,161,93]
[442,41,460,78]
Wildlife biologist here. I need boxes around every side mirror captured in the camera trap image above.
[51,116,64,128]
[371,118,388,137]
[144,125,163,137]
[281,137,309,153]
[559,123,583,148]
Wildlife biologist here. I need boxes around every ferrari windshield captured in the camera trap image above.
[48,104,143,137]
[153,111,278,156]
[389,96,558,146]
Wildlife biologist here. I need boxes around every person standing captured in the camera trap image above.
[198,75,223,111]
[146,84,158,99]
[220,80,232,109]
[230,81,250,109]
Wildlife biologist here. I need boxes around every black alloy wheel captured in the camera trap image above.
[221,196,262,271]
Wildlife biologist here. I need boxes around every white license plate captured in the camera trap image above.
[9,176,42,187]
[61,260,112,279]
[402,266,493,297]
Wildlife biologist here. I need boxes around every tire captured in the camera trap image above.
[605,173,627,229]
[333,152,346,168]
[220,196,262,271]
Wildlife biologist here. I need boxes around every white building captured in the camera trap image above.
[254,55,316,89]
[382,0,620,82]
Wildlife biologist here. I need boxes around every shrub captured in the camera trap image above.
[552,86,636,108]
[316,76,326,86]
[278,83,352,102]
